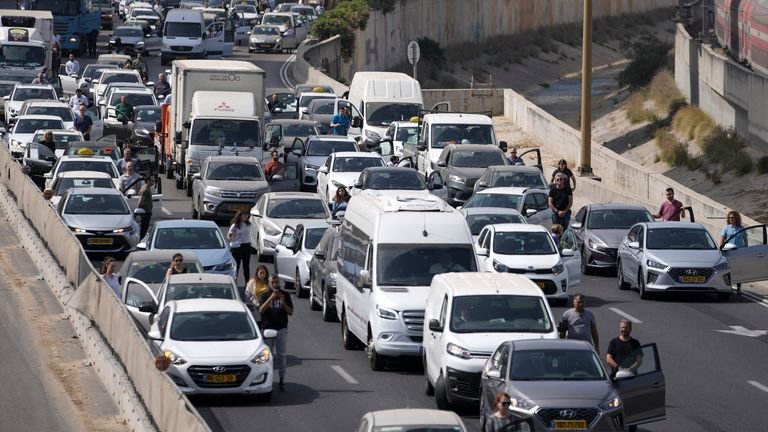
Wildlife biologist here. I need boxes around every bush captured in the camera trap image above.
[311,0,370,60]
[648,70,686,114]
[655,128,689,167]
[699,128,753,175]
[618,35,672,89]
[626,92,656,124]
[417,37,446,67]
[672,106,714,142]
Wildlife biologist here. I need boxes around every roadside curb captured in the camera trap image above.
[0,184,156,432]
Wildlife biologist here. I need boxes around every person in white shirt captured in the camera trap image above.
[69,88,88,113]
[65,53,80,76]
[227,211,253,286]
[52,31,61,46]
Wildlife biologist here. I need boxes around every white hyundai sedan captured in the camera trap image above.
[148,299,276,399]
[315,151,385,203]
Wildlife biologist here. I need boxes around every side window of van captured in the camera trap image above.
[338,224,370,289]
[438,295,448,327]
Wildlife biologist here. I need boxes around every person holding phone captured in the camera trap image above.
[259,275,293,391]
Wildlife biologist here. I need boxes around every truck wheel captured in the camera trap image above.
[434,374,451,410]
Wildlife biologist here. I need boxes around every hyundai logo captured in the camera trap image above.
[559,410,577,419]
[236,192,241,198]
[684,269,698,275]
[212,366,226,373]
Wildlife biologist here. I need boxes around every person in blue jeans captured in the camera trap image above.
[329,106,350,135]
[548,172,573,229]
[720,210,747,294]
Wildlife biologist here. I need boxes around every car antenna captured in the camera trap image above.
[422,214,428,237]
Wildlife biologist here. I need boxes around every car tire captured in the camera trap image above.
[617,260,630,290]
[295,269,305,297]
[581,248,591,275]
[638,270,650,300]
[434,374,451,410]
[341,309,362,350]
[423,354,434,396]
[717,292,731,302]
[254,390,272,402]
[479,395,488,430]
[309,275,321,310]
[368,330,385,371]
[321,284,336,322]
[191,200,198,219]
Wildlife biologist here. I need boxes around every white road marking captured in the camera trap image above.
[747,380,768,393]
[161,206,172,216]
[280,54,297,90]
[742,291,768,309]
[330,365,359,385]
[715,326,768,338]
[608,307,643,324]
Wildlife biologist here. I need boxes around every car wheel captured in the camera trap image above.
[296,269,307,298]
[309,274,321,310]
[185,179,192,197]
[581,248,590,275]
[341,309,362,350]
[479,394,488,430]
[617,260,630,290]
[321,284,336,322]
[367,330,385,371]
[423,354,434,396]
[191,200,198,219]
[717,292,731,302]
[195,200,204,220]
[638,270,650,300]
[434,373,451,410]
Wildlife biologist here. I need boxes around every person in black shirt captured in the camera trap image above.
[259,275,293,391]
[39,130,57,154]
[606,320,642,378]
[548,173,573,229]
[551,159,576,190]
[165,253,188,277]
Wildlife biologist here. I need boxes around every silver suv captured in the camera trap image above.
[191,155,270,220]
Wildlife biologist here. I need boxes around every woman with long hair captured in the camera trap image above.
[720,210,747,294]
[227,210,253,286]
[331,186,350,216]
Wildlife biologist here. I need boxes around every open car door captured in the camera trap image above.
[559,228,582,291]
[721,225,768,284]
[613,343,666,428]
[122,277,158,332]
[274,225,299,288]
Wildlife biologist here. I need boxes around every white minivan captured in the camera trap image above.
[261,12,307,51]
[335,190,479,371]
[161,8,224,66]
[423,272,558,409]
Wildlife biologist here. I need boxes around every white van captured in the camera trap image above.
[161,9,224,66]
[423,273,559,409]
[335,190,479,371]
[346,72,424,148]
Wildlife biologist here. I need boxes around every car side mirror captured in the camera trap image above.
[291,148,302,156]
[136,241,147,250]
[138,302,157,313]
[352,117,362,128]
[353,180,363,188]
[475,181,488,190]
[318,166,328,174]
[417,141,427,151]
[525,208,537,217]
[263,329,278,339]
[485,369,501,380]
[133,208,146,215]
[722,243,737,251]
[147,329,162,341]
[146,81,155,87]
[570,221,582,229]
[300,107,308,114]
[357,269,371,290]
[613,369,636,381]
[428,319,442,332]
[313,250,326,260]
[477,247,489,257]
[437,161,446,168]
[428,182,443,190]
[561,248,575,257]
[628,241,640,249]
[192,172,201,180]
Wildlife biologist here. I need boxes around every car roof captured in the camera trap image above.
[491,223,548,233]
[67,187,123,196]
[640,221,705,230]
[265,191,322,200]
[444,144,503,152]
[586,203,650,211]
[269,119,317,126]
[124,250,201,263]
[22,100,68,107]
[171,298,247,313]
[167,273,234,284]
[205,155,260,164]
[307,135,356,142]
[39,130,81,136]
[299,92,335,98]
[58,155,113,161]
[15,115,64,122]
[476,187,533,195]
[154,219,221,229]
[392,121,418,127]
[487,165,544,174]
[433,272,544,297]
[333,151,380,158]
[369,409,464,427]
[460,207,523,216]
[55,170,112,179]
[297,219,331,230]
[14,84,55,90]
[134,105,162,110]
[511,339,594,351]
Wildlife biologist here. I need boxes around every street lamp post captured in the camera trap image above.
[579,0,595,177]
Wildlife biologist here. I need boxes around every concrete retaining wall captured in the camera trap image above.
[295,36,350,95]
[422,89,505,115]
[675,23,768,151]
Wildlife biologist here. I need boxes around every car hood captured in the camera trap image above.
[303,155,327,168]
[63,213,134,230]
[508,380,614,405]
[10,132,35,143]
[203,179,270,192]
[448,166,486,180]
[133,121,155,132]
[495,253,561,269]
[452,332,557,356]
[647,249,723,266]
[589,229,628,248]
[169,339,265,361]
[112,36,143,44]
[251,34,280,42]
[171,247,232,267]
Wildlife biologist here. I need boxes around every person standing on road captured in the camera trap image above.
[652,187,685,221]
[115,95,135,122]
[331,186,349,216]
[559,293,600,353]
[267,93,280,112]
[227,211,252,286]
[117,147,140,174]
[259,275,293,392]
[52,42,61,79]
[38,130,57,154]
[720,210,747,294]
[166,253,188,277]
[65,53,80,76]
[245,265,270,306]
[31,72,49,84]
[507,147,525,166]
[154,72,171,98]
[118,161,142,193]
[133,53,148,81]
[485,391,525,432]
[74,104,93,140]
[551,159,576,190]
[329,106,350,135]
[264,150,285,180]
[137,175,154,239]
[69,88,89,114]
[548,172,573,229]
[87,29,98,57]
[606,320,641,379]
[100,256,121,297]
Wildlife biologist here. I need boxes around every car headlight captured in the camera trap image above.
[164,350,187,366]
[69,226,86,233]
[161,42,169,50]
[448,174,466,184]
[304,164,319,172]
[588,237,607,251]
[364,130,381,141]
[10,139,23,148]
[552,263,565,275]
[263,224,281,236]
[646,259,666,270]
[599,394,622,410]
[251,346,271,364]
[493,260,508,272]
[113,226,133,233]
[136,41,145,47]
[446,342,472,359]
[713,259,730,271]
[376,305,397,320]
[186,159,200,174]
[510,396,537,412]
[214,259,235,271]
[69,36,78,43]
[275,37,282,42]
[206,188,222,197]
[135,128,150,136]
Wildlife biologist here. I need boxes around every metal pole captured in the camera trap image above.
[579,0,593,176]
[413,62,417,81]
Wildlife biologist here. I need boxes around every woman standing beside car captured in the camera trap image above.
[228,211,252,286]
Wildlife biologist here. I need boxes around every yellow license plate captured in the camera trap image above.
[535,281,545,288]
[681,275,705,283]
[87,238,113,245]
[553,420,587,430]
[205,373,237,383]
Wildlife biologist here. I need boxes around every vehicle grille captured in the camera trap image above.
[602,248,618,259]
[401,310,424,332]
[220,191,257,199]
[187,364,251,388]
[668,267,714,281]
[170,45,193,52]
[448,374,480,399]
[532,279,558,295]
[505,267,554,275]
[465,178,477,188]
[54,22,69,34]
[537,408,600,427]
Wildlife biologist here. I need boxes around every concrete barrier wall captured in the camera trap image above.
[296,36,350,95]
[675,24,768,151]
[422,89,505,115]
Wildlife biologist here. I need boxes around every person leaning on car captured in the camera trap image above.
[606,319,641,378]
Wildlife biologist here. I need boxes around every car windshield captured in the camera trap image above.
[64,194,129,215]
[450,295,553,333]
[190,119,261,147]
[53,177,115,195]
[165,283,235,302]
[154,227,226,249]
[253,26,280,35]
[15,119,64,133]
[509,349,607,381]
[27,106,74,122]
[396,126,418,143]
[58,160,118,177]
[431,124,495,149]
[33,133,81,149]
[84,66,116,80]
[13,88,56,101]
[306,140,357,156]
[646,227,717,250]
[135,107,161,122]
[125,261,201,284]
[283,124,317,136]
[108,93,155,107]
[494,231,556,255]
[333,157,383,172]
[165,21,202,37]
[492,172,547,189]
[0,45,45,67]
[235,5,256,12]
[366,171,425,190]
[114,27,143,37]
[465,213,525,235]
[587,209,654,229]
[170,311,257,341]
[451,150,506,168]
[267,198,327,218]
[305,228,328,249]
[309,99,335,115]
[463,193,521,210]
[269,93,297,112]
[376,244,477,286]
[66,146,120,161]
[206,162,263,181]
[365,102,421,127]
[102,74,141,84]
[299,94,335,108]
[0,83,15,97]
[262,14,291,27]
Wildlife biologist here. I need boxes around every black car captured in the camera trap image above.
[434,144,509,207]
[23,142,58,186]
[308,225,341,321]
[130,105,162,147]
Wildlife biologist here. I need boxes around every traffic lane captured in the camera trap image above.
[560,271,768,432]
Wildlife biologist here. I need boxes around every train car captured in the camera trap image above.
[713,0,768,76]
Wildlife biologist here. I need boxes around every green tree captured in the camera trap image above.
[618,35,672,89]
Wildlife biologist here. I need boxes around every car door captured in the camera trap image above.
[482,344,510,411]
[60,74,79,97]
[476,226,490,261]
[623,225,644,285]
[613,343,666,427]
[264,123,283,152]
[202,21,225,55]
[316,155,332,200]
[427,171,448,201]
[86,105,104,139]
[122,277,158,332]
[274,225,299,283]
[425,294,448,385]
[222,17,235,55]
[571,207,588,248]
[721,225,768,283]
[560,228,582,290]
[396,156,415,169]
[144,29,162,52]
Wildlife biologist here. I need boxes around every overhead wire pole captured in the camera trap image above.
[579,0,595,178]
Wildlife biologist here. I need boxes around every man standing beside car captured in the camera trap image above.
[559,293,600,353]
[329,106,350,135]
[137,176,154,238]
[606,320,641,378]
[548,172,573,229]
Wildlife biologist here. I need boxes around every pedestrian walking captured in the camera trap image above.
[551,159,576,190]
[720,210,747,293]
[227,211,252,286]
[652,187,685,221]
[548,172,573,229]
[558,293,600,353]
[137,176,154,239]
[69,88,89,113]
[245,265,270,305]
[484,391,526,432]
[100,256,121,297]
[87,29,98,57]
[166,253,188,277]
[259,275,293,391]
[74,104,93,140]
[606,320,641,379]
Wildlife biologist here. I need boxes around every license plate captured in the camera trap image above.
[681,275,705,283]
[553,420,587,430]
[205,373,237,383]
[535,281,546,289]
[229,204,251,212]
[87,237,113,245]
[259,44,272,48]
[176,55,186,60]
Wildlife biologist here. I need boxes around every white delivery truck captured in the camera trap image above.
[0,10,53,82]
[164,60,266,196]
[161,8,225,66]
